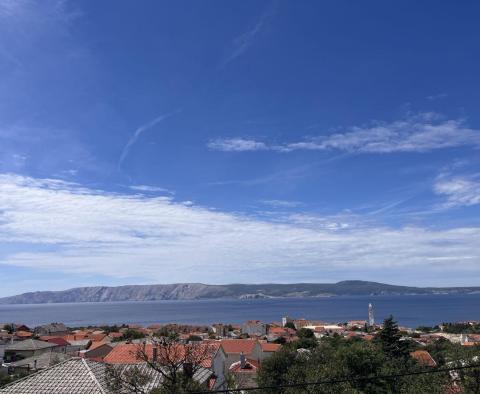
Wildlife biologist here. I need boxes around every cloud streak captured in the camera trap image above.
[0,174,479,285]
[220,2,276,68]
[208,113,480,154]
[434,174,480,208]
[119,111,179,169]
[207,138,267,152]
[129,185,174,194]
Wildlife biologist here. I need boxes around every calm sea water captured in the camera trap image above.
[0,294,478,328]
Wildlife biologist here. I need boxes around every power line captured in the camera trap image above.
[190,363,480,393]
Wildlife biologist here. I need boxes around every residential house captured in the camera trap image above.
[259,342,281,360]
[4,339,58,362]
[220,339,262,372]
[0,357,214,393]
[103,342,227,389]
[410,350,437,367]
[210,324,229,337]
[7,352,72,374]
[267,326,296,342]
[83,341,114,361]
[34,323,68,337]
[13,331,33,340]
[107,332,124,341]
[229,353,259,389]
[64,339,92,354]
[41,337,69,353]
[293,319,309,329]
[241,321,267,337]
[347,320,368,329]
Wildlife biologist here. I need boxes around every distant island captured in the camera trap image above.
[1,281,479,305]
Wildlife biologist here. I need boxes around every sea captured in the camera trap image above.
[0,294,478,328]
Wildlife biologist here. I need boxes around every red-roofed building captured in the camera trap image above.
[410,350,437,367]
[267,326,296,342]
[43,336,70,353]
[229,354,259,389]
[241,320,267,337]
[220,339,262,371]
[108,332,123,340]
[44,337,69,346]
[14,330,33,339]
[84,341,114,361]
[260,342,281,353]
[103,343,140,364]
[259,341,281,360]
[347,320,368,329]
[104,342,227,389]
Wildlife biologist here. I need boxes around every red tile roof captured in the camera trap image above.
[104,342,220,367]
[410,350,437,367]
[88,334,107,342]
[260,342,281,352]
[39,335,59,341]
[229,358,259,373]
[15,330,33,338]
[220,340,258,355]
[103,343,146,364]
[88,341,111,351]
[268,327,295,336]
[44,337,70,346]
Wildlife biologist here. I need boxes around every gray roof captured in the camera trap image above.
[67,339,91,347]
[34,323,67,333]
[8,352,72,370]
[0,358,213,393]
[5,339,58,351]
[0,358,108,394]
[110,363,213,389]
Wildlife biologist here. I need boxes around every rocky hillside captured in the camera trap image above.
[0,281,479,304]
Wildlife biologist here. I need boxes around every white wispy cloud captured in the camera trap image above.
[129,185,174,194]
[220,2,276,68]
[260,199,302,208]
[207,138,267,152]
[0,124,103,176]
[0,0,81,68]
[0,173,479,284]
[119,111,179,169]
[426,93,448,100]
[209,113,480,154]
[434,174,480,208]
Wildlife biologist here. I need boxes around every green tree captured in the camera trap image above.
[3,324,14,334]
[297,328,314,339]
[378,315,409,359]
[256,347,301,393]
[257,335,450,394]
[113,329,146,342]
[284,322,296,330]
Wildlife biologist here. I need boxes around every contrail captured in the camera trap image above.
[118,110,180,169]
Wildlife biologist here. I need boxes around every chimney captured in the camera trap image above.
[152,346,158,362]
[33,359,37,370]
[240,352,246,369]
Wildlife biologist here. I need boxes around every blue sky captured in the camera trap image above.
[0,0,479,296]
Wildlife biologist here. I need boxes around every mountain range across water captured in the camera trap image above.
[1,281,480,305]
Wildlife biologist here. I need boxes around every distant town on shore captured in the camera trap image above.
[1,302,480,392]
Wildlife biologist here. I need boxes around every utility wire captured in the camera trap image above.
[190,363,480,393]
